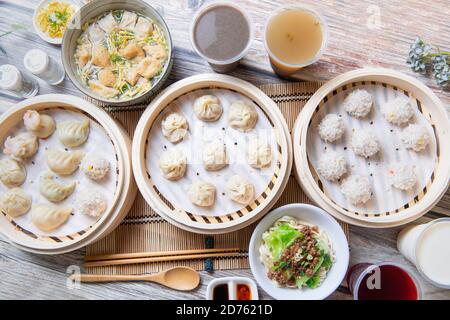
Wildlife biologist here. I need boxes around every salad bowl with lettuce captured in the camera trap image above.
[249,204,349,300]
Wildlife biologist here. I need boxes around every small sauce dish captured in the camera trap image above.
[206,277,258,300]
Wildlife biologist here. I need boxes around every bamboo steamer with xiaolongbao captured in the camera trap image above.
[0,94,136,254]
[293,68,450,228]
[132,74,292,234]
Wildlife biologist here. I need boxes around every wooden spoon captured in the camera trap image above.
[70,267,200,291]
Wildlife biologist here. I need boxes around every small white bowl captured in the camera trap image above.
[249,203,349,300]
[206,277,259,300]
[33,0,80,45]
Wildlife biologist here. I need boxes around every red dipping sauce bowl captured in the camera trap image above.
[347,263,422,300]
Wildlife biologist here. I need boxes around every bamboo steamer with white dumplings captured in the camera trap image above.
[293,68,450,228]
[0,94,137,254]
[132,74,292,234]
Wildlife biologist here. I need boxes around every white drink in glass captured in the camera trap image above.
[397,218,450,288]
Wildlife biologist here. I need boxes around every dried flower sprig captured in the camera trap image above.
[407,36,450,87]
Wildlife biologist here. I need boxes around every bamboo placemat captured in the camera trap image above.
[84,81,350,274]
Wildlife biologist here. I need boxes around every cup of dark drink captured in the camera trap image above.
[190,2,253,73]
[346,263,422,300]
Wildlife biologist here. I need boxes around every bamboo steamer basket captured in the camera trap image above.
[293,68,450,228]
[133,74,292,234]
[0,94,137,254]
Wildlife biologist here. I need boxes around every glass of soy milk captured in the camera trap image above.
[264,7,328,77]
[397,218,450,289]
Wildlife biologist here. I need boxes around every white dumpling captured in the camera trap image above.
[39,171,76,203]
[158,149,187,181]
[89,80,120,98]
[226,175,255,205]
[187,181,216,207]
[80,153,110,180]
[193,95,223,122]
[247,138,272,168]
[203,140,228,171]
[57,119,90,147]
[228,101,258,132]
[31,204,72,232]
[119,11,138,30]
[87,22,106,43]
[74,190,108,218]
[134,16,153,39]
[0,188,31,218]
[0,158,26,188]
[3,132,38,161]
[97,12,118,33]
[161,112,188,143]
[46,149,84,176]
[23,110,56,139]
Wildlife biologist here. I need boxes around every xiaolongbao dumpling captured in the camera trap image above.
[247,138,272,168]
[39,171,76,203]
[3,132,38,161]
[31,204,72,231]
[193,95,223,122]
[0,158,26,188]
[46,149,84,176]
[203,140,228,171]
[23,110,56,138]
[226,175,255,205]
[228,101,258,132]
[161,113,188,143]
[0,188,31,218]
[158,149,187,181]
[187,181,216,207]
[57,119,90,147]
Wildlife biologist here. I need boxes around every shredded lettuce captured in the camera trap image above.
[262,223,302,260]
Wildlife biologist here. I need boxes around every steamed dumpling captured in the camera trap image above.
[247,138,272,168]
[0,158,26,188]
[226,175,255,205]
[203,140,228,171]
[23,110,56,138]
[161,113,188,143]
[46,149,84,176]
[80,153,110,180]
[193,95,223,122]
[187,181,216,207]
[31,204,72,231]
[57,119,90,147]
[74,189,107,218]
[119,11,138,30]
[0,188,31,218]
[3,132,38,161]
[39,171,76,203]
[228,101,258,132]
[158,149,187,181]
[89,80,120,98]
[97,12,118,33]
[134,16,154,39]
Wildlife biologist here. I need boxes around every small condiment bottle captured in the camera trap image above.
[0,64,39,99]
[23,49,65,85]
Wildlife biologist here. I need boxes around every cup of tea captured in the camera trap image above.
[263,6,328,77]
[397,218,450,289]
[346,262,422,300]
[190,2,253,73]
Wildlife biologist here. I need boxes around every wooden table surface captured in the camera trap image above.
[0,0,449,300]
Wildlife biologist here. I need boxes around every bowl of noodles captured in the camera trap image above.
[249,204,349,300]
[62,0,173,106]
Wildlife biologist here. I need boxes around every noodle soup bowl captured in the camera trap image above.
[62,0,173,106]
[249,204,349,300]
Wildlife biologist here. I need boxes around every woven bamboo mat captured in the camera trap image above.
[84,81,350,274]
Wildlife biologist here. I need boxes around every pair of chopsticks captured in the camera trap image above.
[84,248,242,268]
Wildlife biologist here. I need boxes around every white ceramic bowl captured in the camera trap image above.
[33,0,80,45]
[249,203,349,300]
